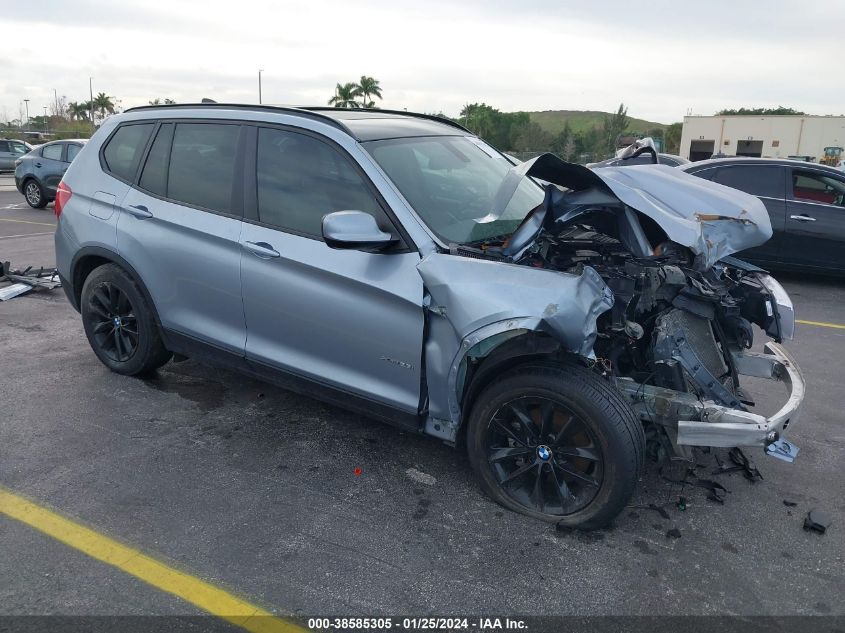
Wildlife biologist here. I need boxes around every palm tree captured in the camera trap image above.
[355,76,382,109]
[67,101,88,121]
[328,82,360,108]
[93,92,115,120]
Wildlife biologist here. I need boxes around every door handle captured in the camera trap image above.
[35,162,42,168]
[125,204,153,219]
[789,214,816,222]
[244,241,280,258]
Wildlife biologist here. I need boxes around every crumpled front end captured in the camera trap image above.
[445,153,804,461]
[417,253,614,440]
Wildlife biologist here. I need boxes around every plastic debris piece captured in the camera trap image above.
[666,528,682,539]
[803,509,832,535]
[783,500,798,507]
[729,447,763,482]
[677,496,687,511]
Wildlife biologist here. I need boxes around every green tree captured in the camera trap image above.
[67,101,89,121]
[328,82,360,108]
[600,102,630,157]
[93,92,115,120]
[716,106,806,116]
[664,122,682,154]
[355,76,382,109]
[512,121,552,152]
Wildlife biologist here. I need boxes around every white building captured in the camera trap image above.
[679,115,845,162]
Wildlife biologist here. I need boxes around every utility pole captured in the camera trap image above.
[43,106,48,133]
[89,77,95,127]
[258,69,264,104]
[23,99,30,129]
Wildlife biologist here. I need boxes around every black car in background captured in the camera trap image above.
[14,139,86,208]
[681,158,845,275]
[589,153,690,168]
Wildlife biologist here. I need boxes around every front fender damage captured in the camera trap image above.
[417,253,614,441]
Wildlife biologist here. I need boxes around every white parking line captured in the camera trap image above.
[0,231,54,240]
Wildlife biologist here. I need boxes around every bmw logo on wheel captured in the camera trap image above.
[537,445,552,461]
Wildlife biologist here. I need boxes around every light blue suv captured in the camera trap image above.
[54,104,805,528]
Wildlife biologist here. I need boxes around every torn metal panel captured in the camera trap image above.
[0,283,32,301]
[491,153,772,270]
[417,253,614,440]
[417,253,613,356]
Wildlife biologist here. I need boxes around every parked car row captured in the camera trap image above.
[14,139,87,208]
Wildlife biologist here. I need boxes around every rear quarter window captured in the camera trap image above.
[102,123,155,182]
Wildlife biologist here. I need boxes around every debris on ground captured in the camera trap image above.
[712,447,763,482]
[783,500,798,507]
[803,509,832,535]
[676,496,687,511]
[660,466,729,504]
[405,467,437,486]
[0,261,61,300]
[666,528,682,539]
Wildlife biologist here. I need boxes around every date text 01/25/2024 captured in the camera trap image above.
[307,617,527,630]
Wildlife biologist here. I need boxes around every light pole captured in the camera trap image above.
[43,106,48,133]
[258,69,264,104]
[23,99,30,128]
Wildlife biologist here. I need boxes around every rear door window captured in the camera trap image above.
[102,124,154,181]
[0,141,9,153]
[42,144,64,161]
[167,123,241,214]
[713,165,784,198]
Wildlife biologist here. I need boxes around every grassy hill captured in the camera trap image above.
[523,110,668,136]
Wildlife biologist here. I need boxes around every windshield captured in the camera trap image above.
[365,136,545,244]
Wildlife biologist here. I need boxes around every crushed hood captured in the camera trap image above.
[492,153,773,270]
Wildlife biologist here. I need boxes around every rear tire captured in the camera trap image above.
[80,264,172,375]
[466,361,644,530]
[24,179,47,209]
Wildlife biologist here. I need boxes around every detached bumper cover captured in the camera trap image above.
[618,342,804,451]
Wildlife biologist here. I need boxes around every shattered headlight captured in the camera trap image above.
[758,274,795,341]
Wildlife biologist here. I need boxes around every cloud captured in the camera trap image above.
[3,0,844,125]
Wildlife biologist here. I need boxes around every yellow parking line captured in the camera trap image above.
[0,218,55,227]
[796,319,845,330]
[0,487,305,633]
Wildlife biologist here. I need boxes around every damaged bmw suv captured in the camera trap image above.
[54,105,804,528]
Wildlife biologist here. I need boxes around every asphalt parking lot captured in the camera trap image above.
[1,174,843,624]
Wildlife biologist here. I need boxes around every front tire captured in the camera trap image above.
[466,362,644,530]
[80,264,172,375]
[24,179,47,209]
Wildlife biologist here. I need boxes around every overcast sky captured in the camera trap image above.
[3,0,843,124]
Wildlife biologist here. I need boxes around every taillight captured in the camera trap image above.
[54,181,72,218]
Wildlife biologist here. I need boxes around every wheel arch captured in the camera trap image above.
[451,328,585,448]
[70,247,163,329]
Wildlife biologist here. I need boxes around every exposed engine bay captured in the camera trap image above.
[465,207,787,410]
[442,150,800,461]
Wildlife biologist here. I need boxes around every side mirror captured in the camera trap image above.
[321,211,396,251]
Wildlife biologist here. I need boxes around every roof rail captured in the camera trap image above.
[122,103,351,134]
[301,106,471,134]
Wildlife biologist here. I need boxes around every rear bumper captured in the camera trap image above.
[618,342,804,452]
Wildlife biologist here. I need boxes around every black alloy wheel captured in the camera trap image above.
[487,396,603,515]
[85,282,139,363]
